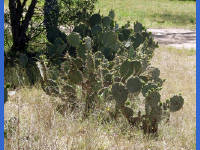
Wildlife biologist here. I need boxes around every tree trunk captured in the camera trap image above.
[9,0,37,56]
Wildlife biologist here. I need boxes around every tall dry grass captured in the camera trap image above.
[4,47,196,150]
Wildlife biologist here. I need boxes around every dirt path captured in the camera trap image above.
[147,28,196,50]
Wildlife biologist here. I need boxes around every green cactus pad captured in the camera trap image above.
[89,14,102,27]
[118,28,131,41]
[169,95,184,112]
[101,31,119,50]
[146,91,161,107]
[126,77,142,94]
[142,83,158,97]
[102,16,112,27]
[147,67,160,80]
[120,60,134,79]
[132,33,144,49]
[111,82,128,105]
[91,25,102,35]
[132,61,142,76]
[67,32,81,48]
[68,69,83,85]
[134,21,144,33]
[108,9,115,19]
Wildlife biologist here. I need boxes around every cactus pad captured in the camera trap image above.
[91,25,102,35]
[68,69,83,85]
[101,31,119,50]
[132,61,142,76]
[142,83,158,97]
[126,77,142,94]
[149,105,162,122]
[89,14,102,27]
[67,32,81,48]
[108,9,115,19]
[147,67,160,80]
[134,21,144,33]
[111,82,128,105]
[169,95,184,112]
[120,60,134,79]
[146,91,161,107]
[102,16,112,27]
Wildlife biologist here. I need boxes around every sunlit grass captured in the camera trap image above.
[4,46,196,149]
[4,0,196,29]
[95,0,196,29]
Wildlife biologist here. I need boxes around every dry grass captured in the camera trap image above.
[4,47,196,150]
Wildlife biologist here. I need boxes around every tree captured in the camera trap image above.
[8,0,38,57]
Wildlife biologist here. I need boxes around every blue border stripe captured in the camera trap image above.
[197,0,199,149]
[0,0,4,148]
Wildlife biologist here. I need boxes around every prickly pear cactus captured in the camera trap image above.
[38,10,184,136]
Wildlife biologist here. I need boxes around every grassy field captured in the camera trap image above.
[4,0,196,29]
[95,0,196,29]
[4,47,196,149]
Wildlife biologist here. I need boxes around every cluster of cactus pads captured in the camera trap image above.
[37,11,184,135]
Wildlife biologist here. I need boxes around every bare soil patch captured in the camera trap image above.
[148,28,196,49]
